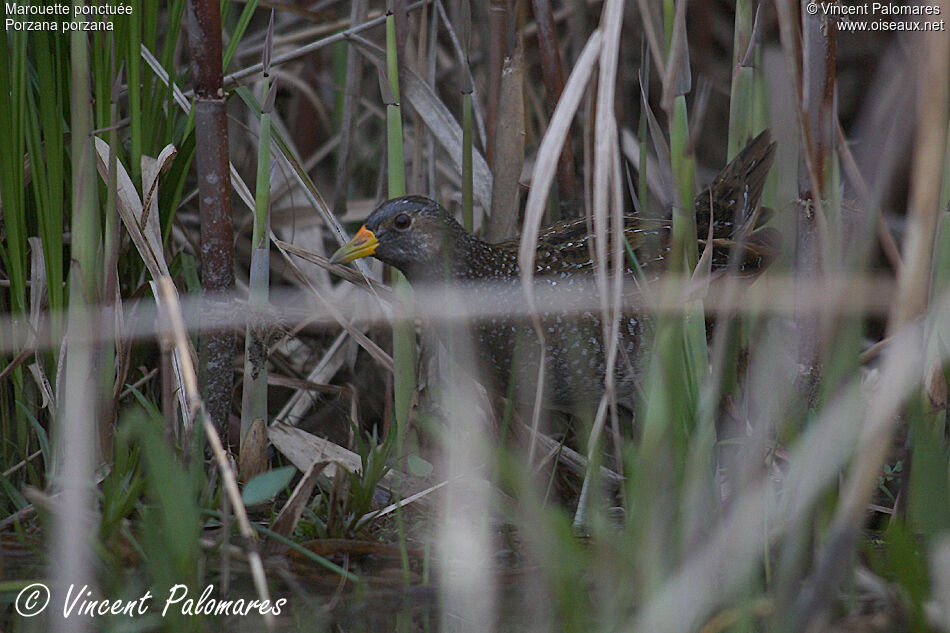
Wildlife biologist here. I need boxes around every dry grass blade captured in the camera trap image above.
[268,422,431,504]
[94,137,192,426]
[239,418,269,481]
[25,237,53,411]
[268,460,329,544]
[150,280,193,432]
[581,0,627,518]
[27,363,54,412]
[272,235,394,373]
[0,346,35,386]
[140,144,177,230]
[93,137,169,278]
[272,330,349,426]
[635,0,665,75]
[520,30,603,310]
[355,478,450,531]
[27,237,47,351]
[513,421,623,489]
[592,0,624,355]
[272,238,392,299]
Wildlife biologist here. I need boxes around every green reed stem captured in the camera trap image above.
[669,95,696,271]
[385,7,415,587]
[385,10,415,433]
[727,0,755,159]
[241,34,273,443]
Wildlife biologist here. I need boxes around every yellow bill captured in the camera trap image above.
[329,225,378,264]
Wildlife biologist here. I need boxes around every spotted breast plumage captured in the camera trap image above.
[330,130,778,407]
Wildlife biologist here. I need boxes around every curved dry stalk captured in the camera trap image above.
[519,29,603,462]
[156,277,274,629]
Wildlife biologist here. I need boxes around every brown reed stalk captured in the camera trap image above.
[186,0,236,444]
[532,0,577,206]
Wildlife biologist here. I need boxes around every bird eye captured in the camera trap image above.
[393,213,411,230]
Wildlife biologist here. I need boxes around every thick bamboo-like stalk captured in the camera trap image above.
[486,43,525,243]
[485,0,509,167]
[187,0,236,443]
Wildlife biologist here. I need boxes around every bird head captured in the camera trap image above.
[329,196,462,282]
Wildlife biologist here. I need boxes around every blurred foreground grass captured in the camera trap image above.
[0,1,949,632]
